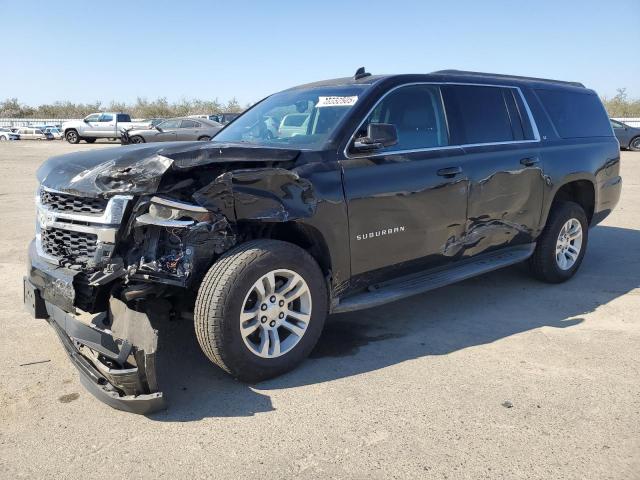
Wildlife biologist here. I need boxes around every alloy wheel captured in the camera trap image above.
[239,269,312,359]
[555,218,583,270]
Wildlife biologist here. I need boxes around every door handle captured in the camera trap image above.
[520,157,540,167]
[437,166,463,177]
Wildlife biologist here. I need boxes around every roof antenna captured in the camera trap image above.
[354,67,371,80]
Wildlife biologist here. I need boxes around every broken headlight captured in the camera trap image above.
[136,196,212,227]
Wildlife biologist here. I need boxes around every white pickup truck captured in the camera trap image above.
[62,113,146,144]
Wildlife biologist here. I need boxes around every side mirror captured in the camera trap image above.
[155,126,163,132]
[352,123,398,152]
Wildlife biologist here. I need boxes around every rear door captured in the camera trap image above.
[441,84,544,257]
[177,119,201,140]
[341,84,469,280]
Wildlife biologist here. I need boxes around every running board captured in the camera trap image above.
[333,243,536,313]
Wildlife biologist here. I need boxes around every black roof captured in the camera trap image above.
[289,69,589,94]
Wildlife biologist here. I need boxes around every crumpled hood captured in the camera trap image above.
[36,141,301,197]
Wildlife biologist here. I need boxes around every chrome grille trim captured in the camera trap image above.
[35,186,132,265]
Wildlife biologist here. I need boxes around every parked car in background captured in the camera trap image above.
[0,127,20,141]
[15,127,53,140]
[278,113,310,137]
[211,112,240,124]
[43,127,64,140]
[121,117,222,144]
[62,112,144,144]
[610,119,640,151]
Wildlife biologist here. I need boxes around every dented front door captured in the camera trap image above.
[341,148,469,277]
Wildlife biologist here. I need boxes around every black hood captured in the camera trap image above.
[37,141,301,197]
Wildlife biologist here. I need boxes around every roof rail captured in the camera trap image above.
[432,69,585,88]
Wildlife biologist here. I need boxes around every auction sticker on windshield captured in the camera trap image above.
[316,96,358,107]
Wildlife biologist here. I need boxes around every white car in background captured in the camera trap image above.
[15,127,54,140]
[43,127,64,140]
[0,128,20,141]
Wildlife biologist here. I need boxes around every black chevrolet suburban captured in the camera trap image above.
[24,69,621,413]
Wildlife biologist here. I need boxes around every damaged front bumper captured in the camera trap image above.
[24,242,165,414]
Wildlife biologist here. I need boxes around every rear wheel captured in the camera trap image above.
[529,201,588,283]
[630,136,640,152]
[65,130,79,144]
[129,135,145,144]
[194,239,328,382]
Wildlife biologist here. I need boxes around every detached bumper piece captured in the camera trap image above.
[24,278,165,414]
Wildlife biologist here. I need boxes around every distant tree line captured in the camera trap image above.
[601,88,640,117]
[0,96,247,119]
[1,88,639,119]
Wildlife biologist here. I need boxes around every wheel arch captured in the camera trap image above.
[545,177,596,227]
[237,221,332,278]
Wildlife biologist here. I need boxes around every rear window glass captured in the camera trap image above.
[442,85,515,144]
[535,89,612,138]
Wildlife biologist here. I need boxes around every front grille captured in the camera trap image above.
[41,227,98,259]
[41,190,108,215]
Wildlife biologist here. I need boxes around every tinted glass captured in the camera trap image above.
[442,85,514,144]
[116,114,131,122]
[536,89,612,138]
[610,120,623,128]
[180,120,199,128]
[282,114,308,127]
[356,84,449,152]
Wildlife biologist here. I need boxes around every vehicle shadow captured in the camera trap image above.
[150,225,640,422]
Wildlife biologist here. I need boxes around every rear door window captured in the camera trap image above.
[180,120,200,128]
[442,85,515,144]
[535,89,612,138]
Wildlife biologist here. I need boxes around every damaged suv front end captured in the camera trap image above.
[23,141,307,413]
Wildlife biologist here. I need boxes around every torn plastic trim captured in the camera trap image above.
[193,167,318,222]
[42,296,165,414]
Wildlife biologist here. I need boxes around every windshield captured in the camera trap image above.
[213,85,369,149]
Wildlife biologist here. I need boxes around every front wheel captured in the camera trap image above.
[194,239,328,382]
[65,130,79,144]
[529,201,588,283]
[129,135,145,144]
[629,136,640,152]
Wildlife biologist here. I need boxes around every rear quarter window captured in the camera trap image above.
[535,89,612,138]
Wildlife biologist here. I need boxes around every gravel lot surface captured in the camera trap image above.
[1,141,638,479]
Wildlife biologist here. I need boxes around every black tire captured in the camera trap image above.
[129,135,145,144]
[194,239,328,382]
[197,136,211,141]
[65,130,79,144]
[84,138,96,144]
[629,136,640,152]
[529,201,588,283]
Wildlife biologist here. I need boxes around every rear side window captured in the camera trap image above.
[180,120,200,128]
[116,114,131,122]
[442,85,515,144]
[535,89,612,138]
